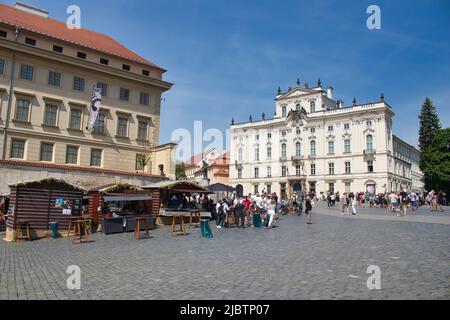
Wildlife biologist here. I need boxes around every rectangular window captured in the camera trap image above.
[254,185,259,195]
[267,147,272,159]
[329,163,335,175]
[53,45,63,53]
[93,113,106,134]
[20,64,34,80]
[142,70,150,76]
[267,166,272,178]
[296,164,302,176]
[135,154,146,171]
[120,88,130,101]
[73,77,85,91]
[328,141,335,154]
[368,160,374,173]
[77,52,87,59]
[69,109,82,129]
[140,92,149,105]
[311,164,316,176]
[138,121,148,140]
[117,117,128,137]
[266,185,272,194]
[97,82,108,96]
[11,139,25,159]
[255,148,259,161]
[0,30,7,38]
[40,143,53,162]
[345,161,351,174]
[237,168,242,179]
[66,146,79,164]
[282,166,287,177]
[90,149,102,167]
[254,167,259,178]
[25,37,36,46]
[344,123,350,130]
[0,58,4,75]
[344,139,351,153]
[48,71,61,87]
[44,104,57,126]
[100,58,109,65]
[328,125,334,132]
[329,183,335,193]
[122,64,130,71]
[267,133,272,139]
[15,99,30,121]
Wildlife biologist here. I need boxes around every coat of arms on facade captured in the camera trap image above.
[286,108,308,128]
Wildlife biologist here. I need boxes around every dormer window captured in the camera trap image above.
[25,37,36,46]
[122,64,130,71]
[100,58,109,65]
[77,52,87,59]
[53,45,63,53]
[0,30,7,38]
[142,70,150,76]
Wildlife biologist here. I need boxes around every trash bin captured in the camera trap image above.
[49,222,59,238]
[200,219,213,238]
[253,213,263,228]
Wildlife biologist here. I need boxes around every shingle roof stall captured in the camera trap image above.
[0,3,165,71]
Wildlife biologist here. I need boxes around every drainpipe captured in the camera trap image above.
[2,27,21,160]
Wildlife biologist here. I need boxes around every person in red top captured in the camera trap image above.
[242,196,252,226]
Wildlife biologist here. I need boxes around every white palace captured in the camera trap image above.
[229,79,424,199]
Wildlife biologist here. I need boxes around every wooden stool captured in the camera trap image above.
[189,211,201,229]
[71,220,89,245]
[134,217,150,240]
[67,217,79,237]
[172,215,186,236]
[15,221,31,242]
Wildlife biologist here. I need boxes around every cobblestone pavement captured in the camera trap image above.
[1,204,449,300]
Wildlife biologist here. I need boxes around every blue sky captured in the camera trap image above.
[4,0,449,157]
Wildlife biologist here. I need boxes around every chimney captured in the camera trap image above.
[326,87,334,99]
[14,2,49,18]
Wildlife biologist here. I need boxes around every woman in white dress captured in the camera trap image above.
[266,200,277,229]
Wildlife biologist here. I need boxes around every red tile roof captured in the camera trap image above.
[0,159,169,179]
[184,148,216,166]
[0,3,165,71]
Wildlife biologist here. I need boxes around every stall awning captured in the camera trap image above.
[103,195,152,202]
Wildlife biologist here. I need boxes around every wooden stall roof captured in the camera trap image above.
[8,177,87,192]
[88,183,145,194]
[142,180,211,193]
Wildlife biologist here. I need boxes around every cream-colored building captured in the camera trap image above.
[0,3,177,193]
[229,79,424,199]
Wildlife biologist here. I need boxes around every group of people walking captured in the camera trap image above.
[323,190,447,217]
[214,191,314,229]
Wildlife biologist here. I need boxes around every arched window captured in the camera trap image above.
[310,101,315,113]
[282,106,287,117]
[296,142,301,156]
[367,135,373,151]
[238,148,243,161]
[281,144,287,158]
[310,141,316,157]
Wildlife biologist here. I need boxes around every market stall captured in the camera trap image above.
[4,177,86,241]
[87,183,154,234]
[142,181,213,226]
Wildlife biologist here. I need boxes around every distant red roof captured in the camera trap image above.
[0,3,165,71]
[184,148,216,166]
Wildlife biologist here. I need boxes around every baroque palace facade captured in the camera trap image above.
[0,3,177,193]
[229,79,423,199]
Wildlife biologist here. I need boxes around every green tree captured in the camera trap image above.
[176,162,187,180]
[418,98,441,170]
[421,128,450,193]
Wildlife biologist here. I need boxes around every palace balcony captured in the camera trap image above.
[291,155,305,161]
